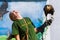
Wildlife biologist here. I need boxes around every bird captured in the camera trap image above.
[43,5,54,20]
[0,0,8,20]
[44,5,54,17]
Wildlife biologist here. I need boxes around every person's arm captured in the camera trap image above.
[27,17,37,32]
[12,23,21,40]
[34,28,37,33]
[15,34,20,40]
[36,19,52,33]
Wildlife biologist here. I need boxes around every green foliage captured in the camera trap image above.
[0,36,16,40]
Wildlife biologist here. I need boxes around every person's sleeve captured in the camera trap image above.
[37,19,52,33]
[12,23,19,35]
[28,17,36,28]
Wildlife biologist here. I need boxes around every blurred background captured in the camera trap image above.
[0,1,46,35]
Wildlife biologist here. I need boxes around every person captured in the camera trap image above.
[8,10,38,40]
[7,10,53,40]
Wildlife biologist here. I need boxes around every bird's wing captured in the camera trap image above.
[0,0,8,20]
[0,0,8,10]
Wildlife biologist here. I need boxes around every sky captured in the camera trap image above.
[0,1,46,35]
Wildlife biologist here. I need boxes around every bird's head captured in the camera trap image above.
[44,5,54,16]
